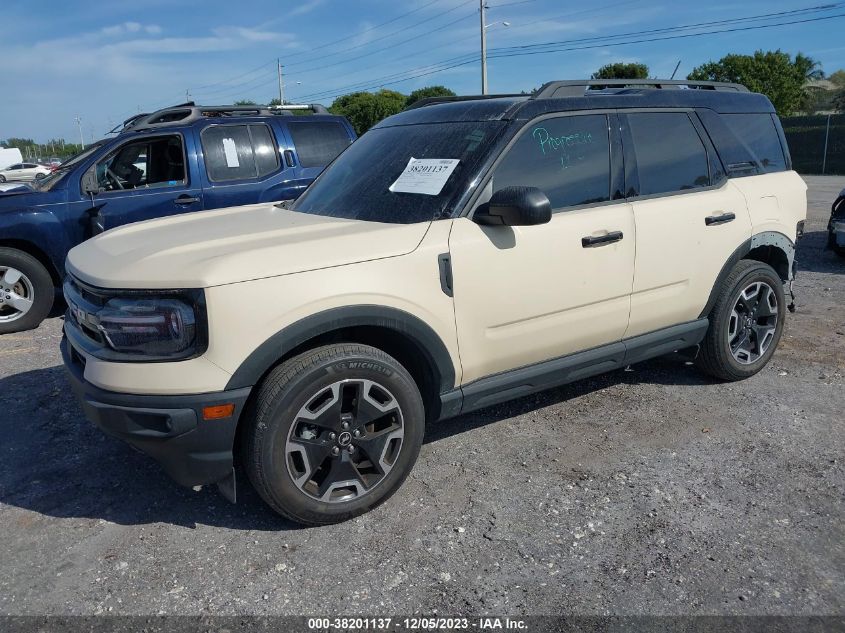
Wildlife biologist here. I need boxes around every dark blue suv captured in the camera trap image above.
[0,103,356,333]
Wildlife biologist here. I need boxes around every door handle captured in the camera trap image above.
[174,195,200,206]
[284,150,296,168]
[582,231,623,248]
[705,212,735,226]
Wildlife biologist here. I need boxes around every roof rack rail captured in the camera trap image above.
[404,93,524,111]
[120,101,330,132]
[533,79,749,99]
[270,103,330,114]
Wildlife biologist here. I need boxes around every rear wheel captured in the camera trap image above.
[243,343,425,525]
[696,259,785,381]
[0,248,54,334]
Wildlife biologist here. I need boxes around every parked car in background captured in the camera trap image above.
[0,102,355,333]
[0,162,51,182]
[829,188,845,257]
[62,79,806,525]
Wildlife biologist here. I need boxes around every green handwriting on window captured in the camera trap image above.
[532,127,593,156]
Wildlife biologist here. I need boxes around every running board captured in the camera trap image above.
[443,319,709,418]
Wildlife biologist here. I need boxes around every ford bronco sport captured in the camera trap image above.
[62,79,807,525]
[0,102,355,334]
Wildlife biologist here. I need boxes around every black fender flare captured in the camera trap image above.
[224,305,457,393]
[698,231,795,319]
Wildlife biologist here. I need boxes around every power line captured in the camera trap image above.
[297,10,844,101]
[287,10,478,77]
[285,0,477,71]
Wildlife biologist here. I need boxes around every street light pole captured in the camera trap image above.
[74,116,85,150]
[278,58,285,105]
[480,0,488,95]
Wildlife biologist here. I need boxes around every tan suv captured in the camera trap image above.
[62,80,807,525]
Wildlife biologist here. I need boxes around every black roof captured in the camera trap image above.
[376,81,775,129]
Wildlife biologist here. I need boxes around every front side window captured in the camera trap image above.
[721,113,786,174]
[491,114,611,209]
[627,113,710,196]
[286,121,352,168]
[201,124,280,182]
[95,135,185,192]
[292,121,505,224]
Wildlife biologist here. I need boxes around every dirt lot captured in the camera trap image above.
[0,176,842,617]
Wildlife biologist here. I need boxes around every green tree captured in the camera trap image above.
[405,85,456,108]
[233,99,257,105]
[591,62,649,80]
[268,98,282,107]
[829,69,845,87]
[329,89,407,135]
[688,50,823,116]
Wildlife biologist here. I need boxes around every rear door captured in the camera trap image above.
[196,121,296,209]
[621,111,752,338]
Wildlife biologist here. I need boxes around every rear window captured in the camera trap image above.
[721,114,786,174]
[287,121,351,168]
[201,124,280,182]
[627,113,710,196]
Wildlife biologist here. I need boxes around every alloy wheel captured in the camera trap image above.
[0,267,35,323]
[727,280,779,365]
[284,379,405,503]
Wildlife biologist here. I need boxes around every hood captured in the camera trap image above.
[0,183,35,197]
[66,202,430,289]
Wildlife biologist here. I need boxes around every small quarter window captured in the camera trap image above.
[627,113,710,196]
[721,113,786,174]
[201,124,280,182]
[286,121,352,168]
[492,114,611,209]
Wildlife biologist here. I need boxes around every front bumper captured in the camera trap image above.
[61,336,251,488]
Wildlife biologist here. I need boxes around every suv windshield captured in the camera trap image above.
[292,121,506,224]
[32,141,106,192]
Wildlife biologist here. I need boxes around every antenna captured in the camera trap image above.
[670,60,682,80]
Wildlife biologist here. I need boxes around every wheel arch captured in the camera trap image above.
[225,305,458,422]
[698,232,795,319]
[0,238,62,286]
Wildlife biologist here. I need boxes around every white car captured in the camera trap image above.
[0,162,51,182]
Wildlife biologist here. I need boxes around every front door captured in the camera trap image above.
[449,113,636,384]
[86,133,204,231]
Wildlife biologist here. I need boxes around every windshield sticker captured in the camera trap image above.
[532,127,593,156]
[222,138,240,168]
[389,158,460,196]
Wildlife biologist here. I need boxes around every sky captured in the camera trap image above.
[0,0,841,143]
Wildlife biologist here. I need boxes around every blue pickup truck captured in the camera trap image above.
[0,103,356,333]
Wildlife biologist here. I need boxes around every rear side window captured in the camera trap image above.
[627,113,710,196]
[201,124,280,182]
[721,114,786,174]
[286,121,352,168]
[491,114,611,209]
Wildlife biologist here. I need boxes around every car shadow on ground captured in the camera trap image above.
[795,230,844,275]
[0,355,713,531]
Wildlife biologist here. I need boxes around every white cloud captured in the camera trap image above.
[290,0,325,17]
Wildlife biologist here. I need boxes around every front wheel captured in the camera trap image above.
[0,175,6,183]
[0,248,54,334]
[696,260,785,381]
[243,343,425,525]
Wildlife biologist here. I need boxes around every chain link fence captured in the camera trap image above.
[782,114,844,175]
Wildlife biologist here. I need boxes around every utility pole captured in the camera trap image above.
[278,58,285,105]
[185,89,191,103]
[480,0,488,95]
[74,116,85,150]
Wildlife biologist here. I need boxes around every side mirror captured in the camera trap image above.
[473,186,552,226]
[81,168,100,196]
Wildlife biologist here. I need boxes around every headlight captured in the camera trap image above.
[97,297,199,357]
[64,278,207,362]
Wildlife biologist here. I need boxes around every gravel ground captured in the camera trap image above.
[0,176,842,617]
